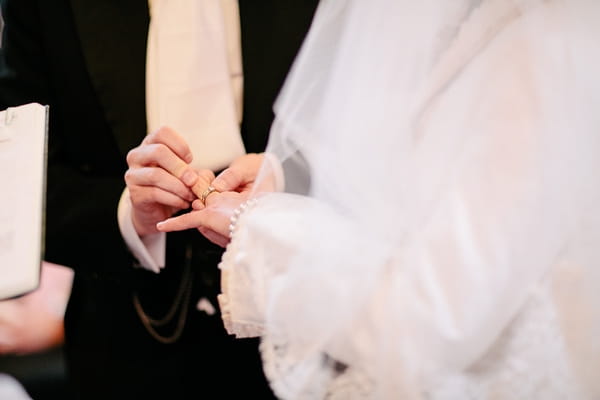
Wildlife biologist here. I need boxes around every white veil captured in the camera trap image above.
[227,0,600,397]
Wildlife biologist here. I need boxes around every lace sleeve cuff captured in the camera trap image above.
[218,212,266,338]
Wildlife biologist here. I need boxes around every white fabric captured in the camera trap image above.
[118,188,165,273]
[0,374,31,400]
[146,0,244,171]
[218,0,600,398]
[118,0,243,272]
[264,152,286,193]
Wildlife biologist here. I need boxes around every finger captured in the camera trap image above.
[158,192,243,235]
[125,167,195,202]
[203,191,245,209]
[129,186,191,211]
[143,126,193,164]
[131,126,197,185]
[212,153,264,192]
[191,169,217,199]
[127,143,198,186]
[211,167,244,192]
[191,199,205,210]
[156,210,209,233]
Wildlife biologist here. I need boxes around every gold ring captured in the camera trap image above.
[200,185,219,205]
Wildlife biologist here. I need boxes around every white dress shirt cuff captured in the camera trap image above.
[117,188,165,273]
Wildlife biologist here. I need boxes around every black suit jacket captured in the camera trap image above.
[0,1,317,398]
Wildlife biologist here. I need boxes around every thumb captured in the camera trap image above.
[212,168,244,192]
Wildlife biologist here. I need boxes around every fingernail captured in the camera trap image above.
[192,199,204,210]
[182,170,197,186]
[211,176,223,189]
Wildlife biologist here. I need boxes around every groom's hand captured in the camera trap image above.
[125,126,203,236]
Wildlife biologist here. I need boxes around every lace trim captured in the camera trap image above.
[218,227,264,338]
[260,333,375,400]
[257,280,582,399]
[425,281,583,399]
[217,291,264,338]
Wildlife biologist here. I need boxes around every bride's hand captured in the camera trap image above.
[157,152,279,247]
[211,153,280,195]
[156,191,246,248]
[211,153,264,194]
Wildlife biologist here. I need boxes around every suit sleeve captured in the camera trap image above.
[0,0,133,274]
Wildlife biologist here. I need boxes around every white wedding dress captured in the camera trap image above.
[217,0,600,398]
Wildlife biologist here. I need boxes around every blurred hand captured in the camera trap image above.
[0,262,73,355]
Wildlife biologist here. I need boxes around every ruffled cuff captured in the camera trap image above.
[218,220,266,338]
[218,289,264,338]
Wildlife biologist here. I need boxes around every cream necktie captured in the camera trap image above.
[146,0,245,171]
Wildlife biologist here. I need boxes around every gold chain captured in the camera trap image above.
[132,245,194,344]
